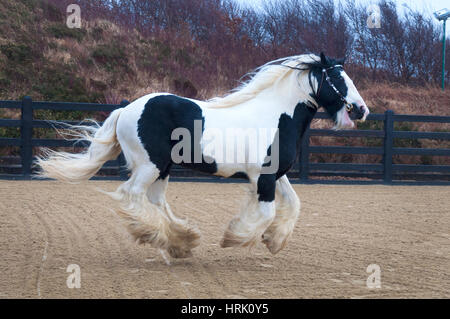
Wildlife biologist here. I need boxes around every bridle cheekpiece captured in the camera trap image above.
[311,65,353,113]
[281,61,354,113]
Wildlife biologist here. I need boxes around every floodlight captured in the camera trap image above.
[434,9,449,90]
[434,8,450,21]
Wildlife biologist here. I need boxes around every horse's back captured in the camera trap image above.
[117,93,218,176]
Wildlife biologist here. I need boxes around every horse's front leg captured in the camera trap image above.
[220,174,276,248]
[262,175,300,254]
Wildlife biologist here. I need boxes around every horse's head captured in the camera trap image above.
[309,52,369,129]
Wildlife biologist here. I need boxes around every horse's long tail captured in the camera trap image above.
[35,108,124,182]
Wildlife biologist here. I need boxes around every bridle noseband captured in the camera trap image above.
[309,65,353,112]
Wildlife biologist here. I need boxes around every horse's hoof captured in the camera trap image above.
[167,246,193,259]
[169,223,202,250]
[221,231,258,248]
[262,233,288,255]
[220,230,244,248]
[220,238,235,248]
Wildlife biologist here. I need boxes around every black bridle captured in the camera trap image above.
[309,65,353,112]
[281,63,354,112]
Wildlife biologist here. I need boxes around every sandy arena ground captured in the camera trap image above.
[0,180,449,298]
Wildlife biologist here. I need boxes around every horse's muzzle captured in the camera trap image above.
[349,103,368,121]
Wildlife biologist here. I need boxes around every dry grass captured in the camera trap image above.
[0,1,448,167]
[360,82,450,116]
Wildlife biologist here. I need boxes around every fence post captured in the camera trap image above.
[299,128,310,182]
[383,110,394,183]
[21,96,33,177]
[118,99,130,180]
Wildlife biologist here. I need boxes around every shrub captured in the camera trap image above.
[0,71,11,92]
[151,40,171,60]
[32,64,101,102]
[90,27,104,41]
[91,44,128,72]
[175,49,193,66]
[47,24,86,41]
[0,44,33,63]
[173,78,197,98]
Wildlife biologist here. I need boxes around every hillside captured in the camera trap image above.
[0,0,449,112]
[0,0,214,103]
[0,0,449,166]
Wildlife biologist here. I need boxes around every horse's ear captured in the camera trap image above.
[337,57,346,66]
[320,52,328,66]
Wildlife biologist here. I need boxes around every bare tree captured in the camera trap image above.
[43,0,447,87]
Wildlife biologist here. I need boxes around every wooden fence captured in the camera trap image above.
[1,97,449,185]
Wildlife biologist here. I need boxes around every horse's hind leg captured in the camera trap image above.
[147,175,201,258]
[108,106,199,257]
[262,175,300,254]
[108,163,174,250]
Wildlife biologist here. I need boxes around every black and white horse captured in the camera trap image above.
[37,53,369,258]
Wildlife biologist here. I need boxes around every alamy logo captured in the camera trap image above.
[367,4,381,29]
[170,121,280,174]
[67,4,81,29]
[66,264,81,289]
[366,264,381,289]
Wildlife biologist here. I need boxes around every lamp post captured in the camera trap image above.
[434,8,450,90]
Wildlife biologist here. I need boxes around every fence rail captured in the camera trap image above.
[0,97,449,185]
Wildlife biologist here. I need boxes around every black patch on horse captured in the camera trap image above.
[257,103,317,202]
[137,95,218,179]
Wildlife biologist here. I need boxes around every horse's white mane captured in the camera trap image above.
[206,54,320,109]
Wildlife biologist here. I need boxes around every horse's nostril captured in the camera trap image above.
[360,105,369,114]
[356,105,364,115]
[350,106,365,120]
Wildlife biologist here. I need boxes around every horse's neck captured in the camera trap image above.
[244,87,305,119]
[264,74,317,135]
[269,72,316,118]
